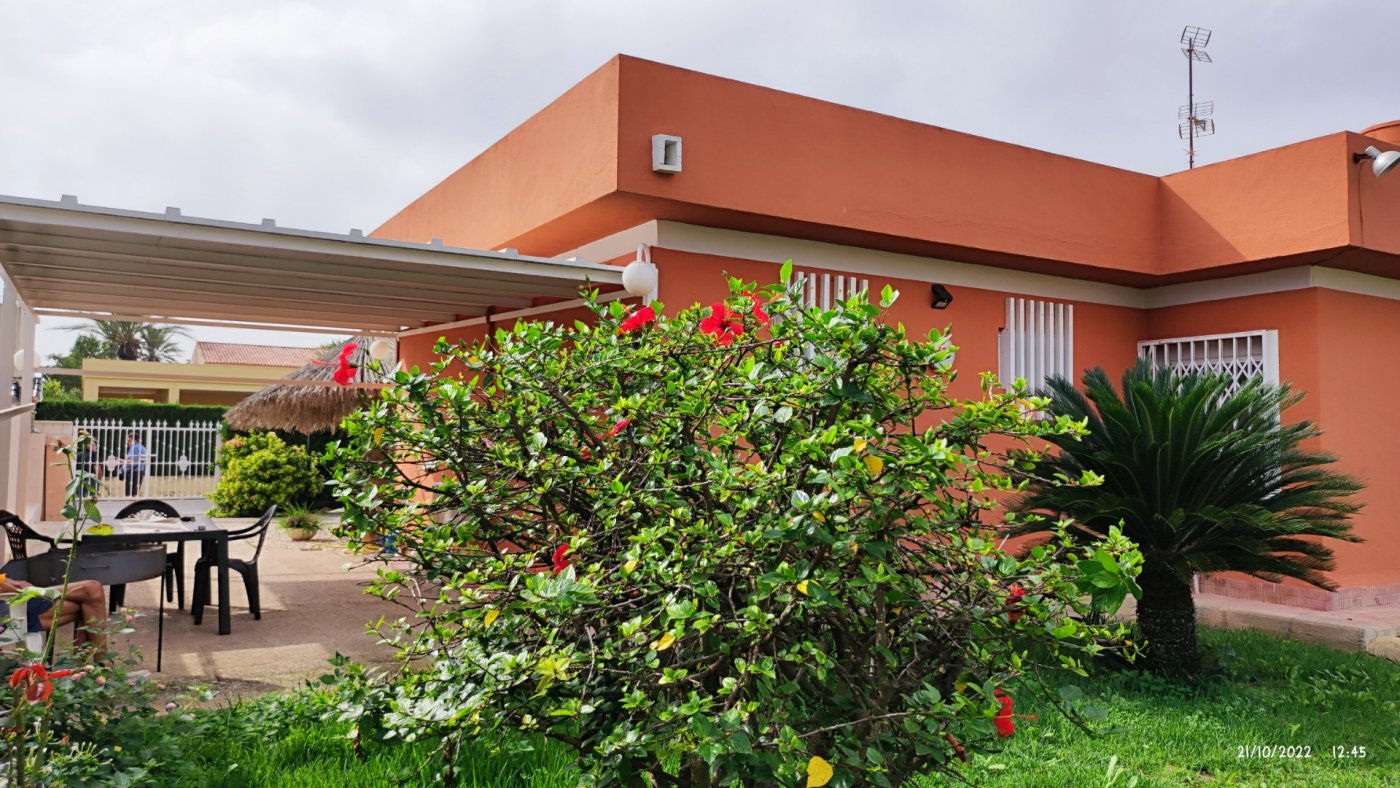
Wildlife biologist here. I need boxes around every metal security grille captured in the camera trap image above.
[1138,330,1279,394]
[998,297,1075,391]
[72,419,222,501]
[798,271,869,310]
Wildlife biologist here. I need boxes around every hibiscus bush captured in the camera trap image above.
[327,265,1140,786]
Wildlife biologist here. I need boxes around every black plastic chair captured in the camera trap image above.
[1,509,57,561]
[192,506,276,622]
[112,500,186,613]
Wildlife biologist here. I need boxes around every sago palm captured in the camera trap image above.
[1012,360,1362,674]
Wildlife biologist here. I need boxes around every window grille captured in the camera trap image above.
[1138,330,1279,394]
[796,271,869,310]
[998,297,1074,391]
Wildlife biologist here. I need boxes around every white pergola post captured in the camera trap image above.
[15,300,37,521]
[0,272,21,514]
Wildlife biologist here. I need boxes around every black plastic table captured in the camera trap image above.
[80,516,233,636]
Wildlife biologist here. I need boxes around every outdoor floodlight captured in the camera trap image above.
[369,339,394,361]
[930,283,954,310]
[1354,145,1400,178]
[621,244,659,299]
[12,349,24,370]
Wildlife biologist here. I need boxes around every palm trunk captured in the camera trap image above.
[1135,563,1200,676]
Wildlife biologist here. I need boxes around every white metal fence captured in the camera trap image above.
[72,419,222,501]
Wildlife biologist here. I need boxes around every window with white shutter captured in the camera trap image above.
[1138,330,1278,394]
[998,297,1075,391]
[796,271,869,310]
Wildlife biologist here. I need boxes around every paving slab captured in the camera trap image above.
[1120,593,1400,662]
[35,516,410,696]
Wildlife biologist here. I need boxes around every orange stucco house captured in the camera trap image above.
[373,55,1400,611]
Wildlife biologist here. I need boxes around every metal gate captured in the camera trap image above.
[72,419,222,501]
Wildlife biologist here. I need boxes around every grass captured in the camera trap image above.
[922,628,1400,787]
[164,628,1397,787]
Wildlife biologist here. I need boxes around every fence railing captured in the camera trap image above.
[72,418,222,501]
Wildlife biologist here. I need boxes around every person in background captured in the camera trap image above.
[0,575,109,656]
[123,432,148,497]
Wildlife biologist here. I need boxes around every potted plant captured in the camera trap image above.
[280,504,322,542]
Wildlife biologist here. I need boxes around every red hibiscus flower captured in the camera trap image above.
[746,293,771,326]
[332,342,359,386]
[699,301,744,346]
[605,418,632,438]
[9,664,67,705]
[9,664,43,688]
[1006,582,1025,623]
[994,690,1015,738]
[618,305,656,334]
[551,544,571,574]
[24,680,52,704]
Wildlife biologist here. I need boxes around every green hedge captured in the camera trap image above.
[36,400,228,425]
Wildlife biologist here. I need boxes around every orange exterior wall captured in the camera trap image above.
[615,57,1160,278]
[654,248,1143,403]
[1313,289,1400,587]
[373,59,623,251]
[1157,135,1354,277]
[377,55,1400,603]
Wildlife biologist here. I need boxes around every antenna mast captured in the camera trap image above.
[1179,26,1215,169]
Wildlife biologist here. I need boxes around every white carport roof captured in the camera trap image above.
[0,194,623,335]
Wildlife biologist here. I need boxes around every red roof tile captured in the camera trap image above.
[193,342,321,367]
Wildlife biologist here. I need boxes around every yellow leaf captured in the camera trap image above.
[652,633,676,651]
[849,541,859,555]
[863,455,884,477]
[796,580,810,596]
[812,512,826,523]
[806,755,834,787]
[954,680,968,693]
[624,559,638,573]
[372,427,384,443]
[483,609,500,627]
[852,437,867,453]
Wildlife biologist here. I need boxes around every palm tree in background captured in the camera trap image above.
[138,324,190,361]
[63,320,190,361]
[1011,361,1362,676]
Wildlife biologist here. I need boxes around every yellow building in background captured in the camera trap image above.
[80,342,318,405]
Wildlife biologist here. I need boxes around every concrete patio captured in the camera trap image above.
[35,510,408,696]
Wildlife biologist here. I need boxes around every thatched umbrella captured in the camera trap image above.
[223,337,394,433]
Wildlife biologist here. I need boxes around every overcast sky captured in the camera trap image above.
[4,1,1398,362]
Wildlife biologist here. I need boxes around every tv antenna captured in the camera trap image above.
[1178,26,1215,169]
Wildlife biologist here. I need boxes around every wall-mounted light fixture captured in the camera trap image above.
[1354,145,1400,178]
[368,339,394,361]
[930,284,954,310]
[622,244,659,304]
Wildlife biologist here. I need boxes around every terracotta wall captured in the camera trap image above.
[372,59,623,251]
[654,248,1143,402]
[615,57,1159,278]
[1312,289,1400,587]
[1157,136,1353,276]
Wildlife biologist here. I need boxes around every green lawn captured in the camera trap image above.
[925,628,1400,787]
[168,628,1397,786]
